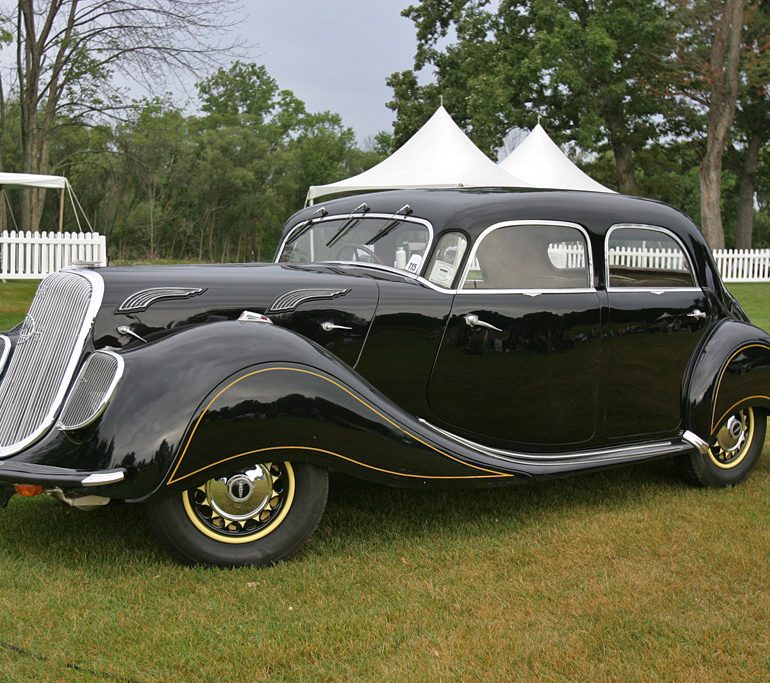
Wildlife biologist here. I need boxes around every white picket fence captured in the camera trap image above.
[1,230,769,283]
[549,243,770,283]
[0,230,107,280]
[712,249,770,282]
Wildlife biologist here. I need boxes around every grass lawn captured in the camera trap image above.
[0,280,768,681]
[0,280,37,331]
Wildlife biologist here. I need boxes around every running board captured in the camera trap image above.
[418,419,697,477]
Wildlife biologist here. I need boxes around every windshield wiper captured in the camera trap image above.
[284,206,328,246]
[325,203,369,248]
[365,205,413,246]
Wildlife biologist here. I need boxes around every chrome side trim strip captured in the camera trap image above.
[117,287,206,313]
[682,430,710,455]
[0,335,10,375]
[0,270,105,459]
[81,470,125,487]
[419,418,681,466]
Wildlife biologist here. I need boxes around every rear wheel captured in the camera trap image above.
[679,407,766,487]
[148,461,328,567]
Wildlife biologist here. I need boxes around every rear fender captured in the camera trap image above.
[686,320,770,441]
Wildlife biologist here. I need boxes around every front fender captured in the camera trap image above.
[41,320,515,501]
[686,319,770,440]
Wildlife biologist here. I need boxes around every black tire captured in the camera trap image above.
[679,407,766,488]
[147,461,328,567]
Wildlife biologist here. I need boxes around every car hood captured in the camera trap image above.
[91,263,381,355]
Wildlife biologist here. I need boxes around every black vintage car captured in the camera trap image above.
[0,189,767,566]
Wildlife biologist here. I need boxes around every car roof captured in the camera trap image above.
[281,188,704,245]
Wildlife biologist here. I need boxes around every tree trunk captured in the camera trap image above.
[699,0,745,250]
[604,110,638,195]
[735,132,761,249]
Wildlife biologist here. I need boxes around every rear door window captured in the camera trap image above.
[607,226,696,289]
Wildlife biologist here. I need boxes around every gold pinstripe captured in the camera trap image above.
[710,344,770,433]
[167,367,511,485]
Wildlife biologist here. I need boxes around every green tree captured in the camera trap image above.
[389,0,675,193]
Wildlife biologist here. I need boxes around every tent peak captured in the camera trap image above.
[499,124,615,194]
[307,106,529,203]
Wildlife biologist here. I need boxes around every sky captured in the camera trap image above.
[237,0,419,144]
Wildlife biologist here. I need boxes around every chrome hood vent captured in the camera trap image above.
[0,270,103,457]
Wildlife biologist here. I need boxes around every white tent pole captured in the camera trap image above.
[58,188,65,232]
[2,190,19,231]
[65,181,93,233]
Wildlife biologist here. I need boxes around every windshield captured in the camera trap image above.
[277,216,431,275]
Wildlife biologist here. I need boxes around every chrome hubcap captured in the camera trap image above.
[716,414,747,454]
[186,462,292,538]
[710,408,753,468]
[206,465,273,521]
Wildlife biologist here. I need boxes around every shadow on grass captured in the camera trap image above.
[0,456,691,570]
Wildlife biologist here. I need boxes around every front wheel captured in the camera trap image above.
[148,461,328,567]
[679,407,766,487]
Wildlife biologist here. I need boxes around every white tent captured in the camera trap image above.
[0,172,68,190]
[306,106,530,204]
[0,172,90,232]
[499,124,615,193]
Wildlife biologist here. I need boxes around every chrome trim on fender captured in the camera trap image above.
[58,351,125,432]
[81,470,126,487]
[0,269,105,459]
[268,288,351,313]
[682,430,710,455]
[117,287,206,313]
[238,311,273,324]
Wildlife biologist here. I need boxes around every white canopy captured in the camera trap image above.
[499,124,615,194]
[307,106,530,203]
[0,172,68,190]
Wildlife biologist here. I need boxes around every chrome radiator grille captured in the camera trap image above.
[59,351,123,430]
[0,270,102,456]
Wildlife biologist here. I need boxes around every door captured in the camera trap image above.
[605,224,710,438]
[428,221,602,448]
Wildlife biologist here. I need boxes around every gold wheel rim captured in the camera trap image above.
[182,462,296,544]
[708,407,755,470]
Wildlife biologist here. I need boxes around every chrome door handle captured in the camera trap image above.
[321,322,353,332]
[687,309,707,320]
[464,314,502,333]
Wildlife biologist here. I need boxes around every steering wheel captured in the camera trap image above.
[334,243,384,264]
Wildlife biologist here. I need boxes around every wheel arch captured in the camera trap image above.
[685,319,770,441]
